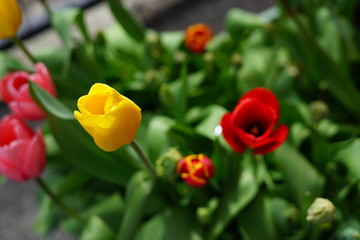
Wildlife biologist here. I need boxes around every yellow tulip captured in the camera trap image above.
[0,0,22,39]
[74,83,142,152]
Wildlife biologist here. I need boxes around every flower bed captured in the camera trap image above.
[1,0,360,239]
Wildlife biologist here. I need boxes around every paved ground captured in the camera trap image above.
[0,0,274,239]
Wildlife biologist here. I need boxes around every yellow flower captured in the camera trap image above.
[0,0,22,39]
[74,83,142,152]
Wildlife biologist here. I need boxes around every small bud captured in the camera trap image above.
[177,154,214,188]
[145,31,160,45]
[306,198,335,225]
[231,53,243,67]
[286,64,300,77]
[174,51,188,63]
[185,23,213,53]
[196,198,219,223]
[310,100,329,122]
[204,52,214,63]
[155,148,182,179]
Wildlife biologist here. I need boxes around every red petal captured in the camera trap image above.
[253,124,288,155]
[232,99,278,148]
[239,87,279,115]
[220,113,246,153]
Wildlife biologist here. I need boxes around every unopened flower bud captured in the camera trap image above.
[310,100,329,122]
[177,154,214,187]
[286,64,300,77]
[231,53,243,67]
[306,198,335,225]
[174,51,188,63]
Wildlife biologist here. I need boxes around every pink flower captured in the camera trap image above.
[0,115,46,181]
[0,62,56,120]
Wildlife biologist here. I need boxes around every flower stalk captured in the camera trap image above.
[37,0,52,16]
[35,178,85,225]
[11,36,37,64]
[130,140,156,177]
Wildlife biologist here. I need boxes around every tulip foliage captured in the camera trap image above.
[1,0,360,239]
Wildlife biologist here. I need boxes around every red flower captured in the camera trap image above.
[177,154,214,187]
[0,115,46,181]
[220,87,288,155]
[184,23,213,53]
[0,62,56,120]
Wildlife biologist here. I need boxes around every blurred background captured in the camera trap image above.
[0,0,273,239]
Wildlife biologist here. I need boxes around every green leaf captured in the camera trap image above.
[118,171,153,240]
[0,175,6,184]
[64,193,125,233]
[335,138,360,178]
[238,194,279,240]
[108,0,145,42]
[207,168,258,240]
[51,7,90,47]
[160,31,184,53]
[225,8,265,42]
[273,143,325,206]
[195,105,227,140]
[80,215,116,240]
[0,52,27,78]
[134,207,201,240]
[146,116,174,161]
[29,82,138,185]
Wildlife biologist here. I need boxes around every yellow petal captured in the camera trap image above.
[88,83,113,95]
[78,94,108,115]
[74,110,102,137]
[0,0,22,39]
[93,100,142,152]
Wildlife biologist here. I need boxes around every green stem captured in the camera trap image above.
[130,140,156,177]
[11,36,37,64]
[35,178,85,225]
[252,154,275,190]
[38,0,52,16]
[277,0,326,57]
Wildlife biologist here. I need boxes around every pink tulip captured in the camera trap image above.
[0,115,46,181]
[0,62,56,120]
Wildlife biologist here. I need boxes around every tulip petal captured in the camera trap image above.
[232,99,278,148]
[74,110,102,137]
[0,0,22,39]
[31,63,57,96]
[22,130,46,179]
[88,83,114,95]
[0,140,30,181]
[9,101,45,120]
[0,71,30,102]
[220,113,246,153]
[93,100,141,152]
[240,87,279,114]
[77,94,108,115]
[253,124,289,155]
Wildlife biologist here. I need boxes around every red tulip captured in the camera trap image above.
[220,87,288,155]
[0,115,46,181]
[0,62,56,120]
[177,154,214,187]
[184,23,213,53]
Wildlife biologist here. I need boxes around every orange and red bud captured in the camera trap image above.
[184,23,213,53]
[177,154,214,187]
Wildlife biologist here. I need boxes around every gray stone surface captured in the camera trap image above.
[0,0,274,239]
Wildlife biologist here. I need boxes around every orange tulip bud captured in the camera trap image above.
[184,23,213,53]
